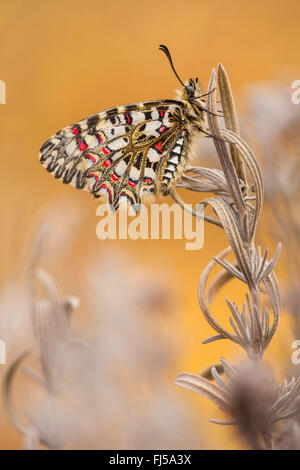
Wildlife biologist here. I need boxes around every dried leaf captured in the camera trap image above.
[217,64,246,187]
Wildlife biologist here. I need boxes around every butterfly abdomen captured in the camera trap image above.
[160,132,189,196]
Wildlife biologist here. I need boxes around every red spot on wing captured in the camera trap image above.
[154,142,163,152]
[159,125,166,133]
[125,114,131,124]
[89,173,99,184]
[128,181,136,187]
[102,147,111,155]
[144,178,153,184]
[72,127,79,135]
[111,173,119,181]
[86,154,96,163]
[103,159,111,167]
[79,142,87,151]
[99,183,113,202]
[97,133,103,143]
[159,110,165,118]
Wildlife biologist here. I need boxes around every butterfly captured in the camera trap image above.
[39,45,213,210]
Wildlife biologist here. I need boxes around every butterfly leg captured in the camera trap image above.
[199,128,230,143]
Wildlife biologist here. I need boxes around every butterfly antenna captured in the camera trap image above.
[159,44,185,87]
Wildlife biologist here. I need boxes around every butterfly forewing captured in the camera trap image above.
[39,100,189,208]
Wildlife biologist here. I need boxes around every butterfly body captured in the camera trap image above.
[39,47,208,209]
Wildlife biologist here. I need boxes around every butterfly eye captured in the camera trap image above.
[186,85,195,96]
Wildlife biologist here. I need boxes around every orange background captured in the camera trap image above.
[0,0,300,449]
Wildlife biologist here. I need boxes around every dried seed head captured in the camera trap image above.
[176,359,300,449]
[227,362,276,447]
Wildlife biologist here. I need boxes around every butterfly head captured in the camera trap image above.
[159,45,205,106]
[182,77,201,101]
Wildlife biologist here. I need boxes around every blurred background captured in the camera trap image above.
[1,0,300,449]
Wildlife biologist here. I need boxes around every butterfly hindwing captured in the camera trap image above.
[39,101,185,208]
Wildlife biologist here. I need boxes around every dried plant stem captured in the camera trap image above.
[174,63,292,450]
[217,64,246,187]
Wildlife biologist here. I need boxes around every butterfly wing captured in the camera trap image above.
[39,100,186,208]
